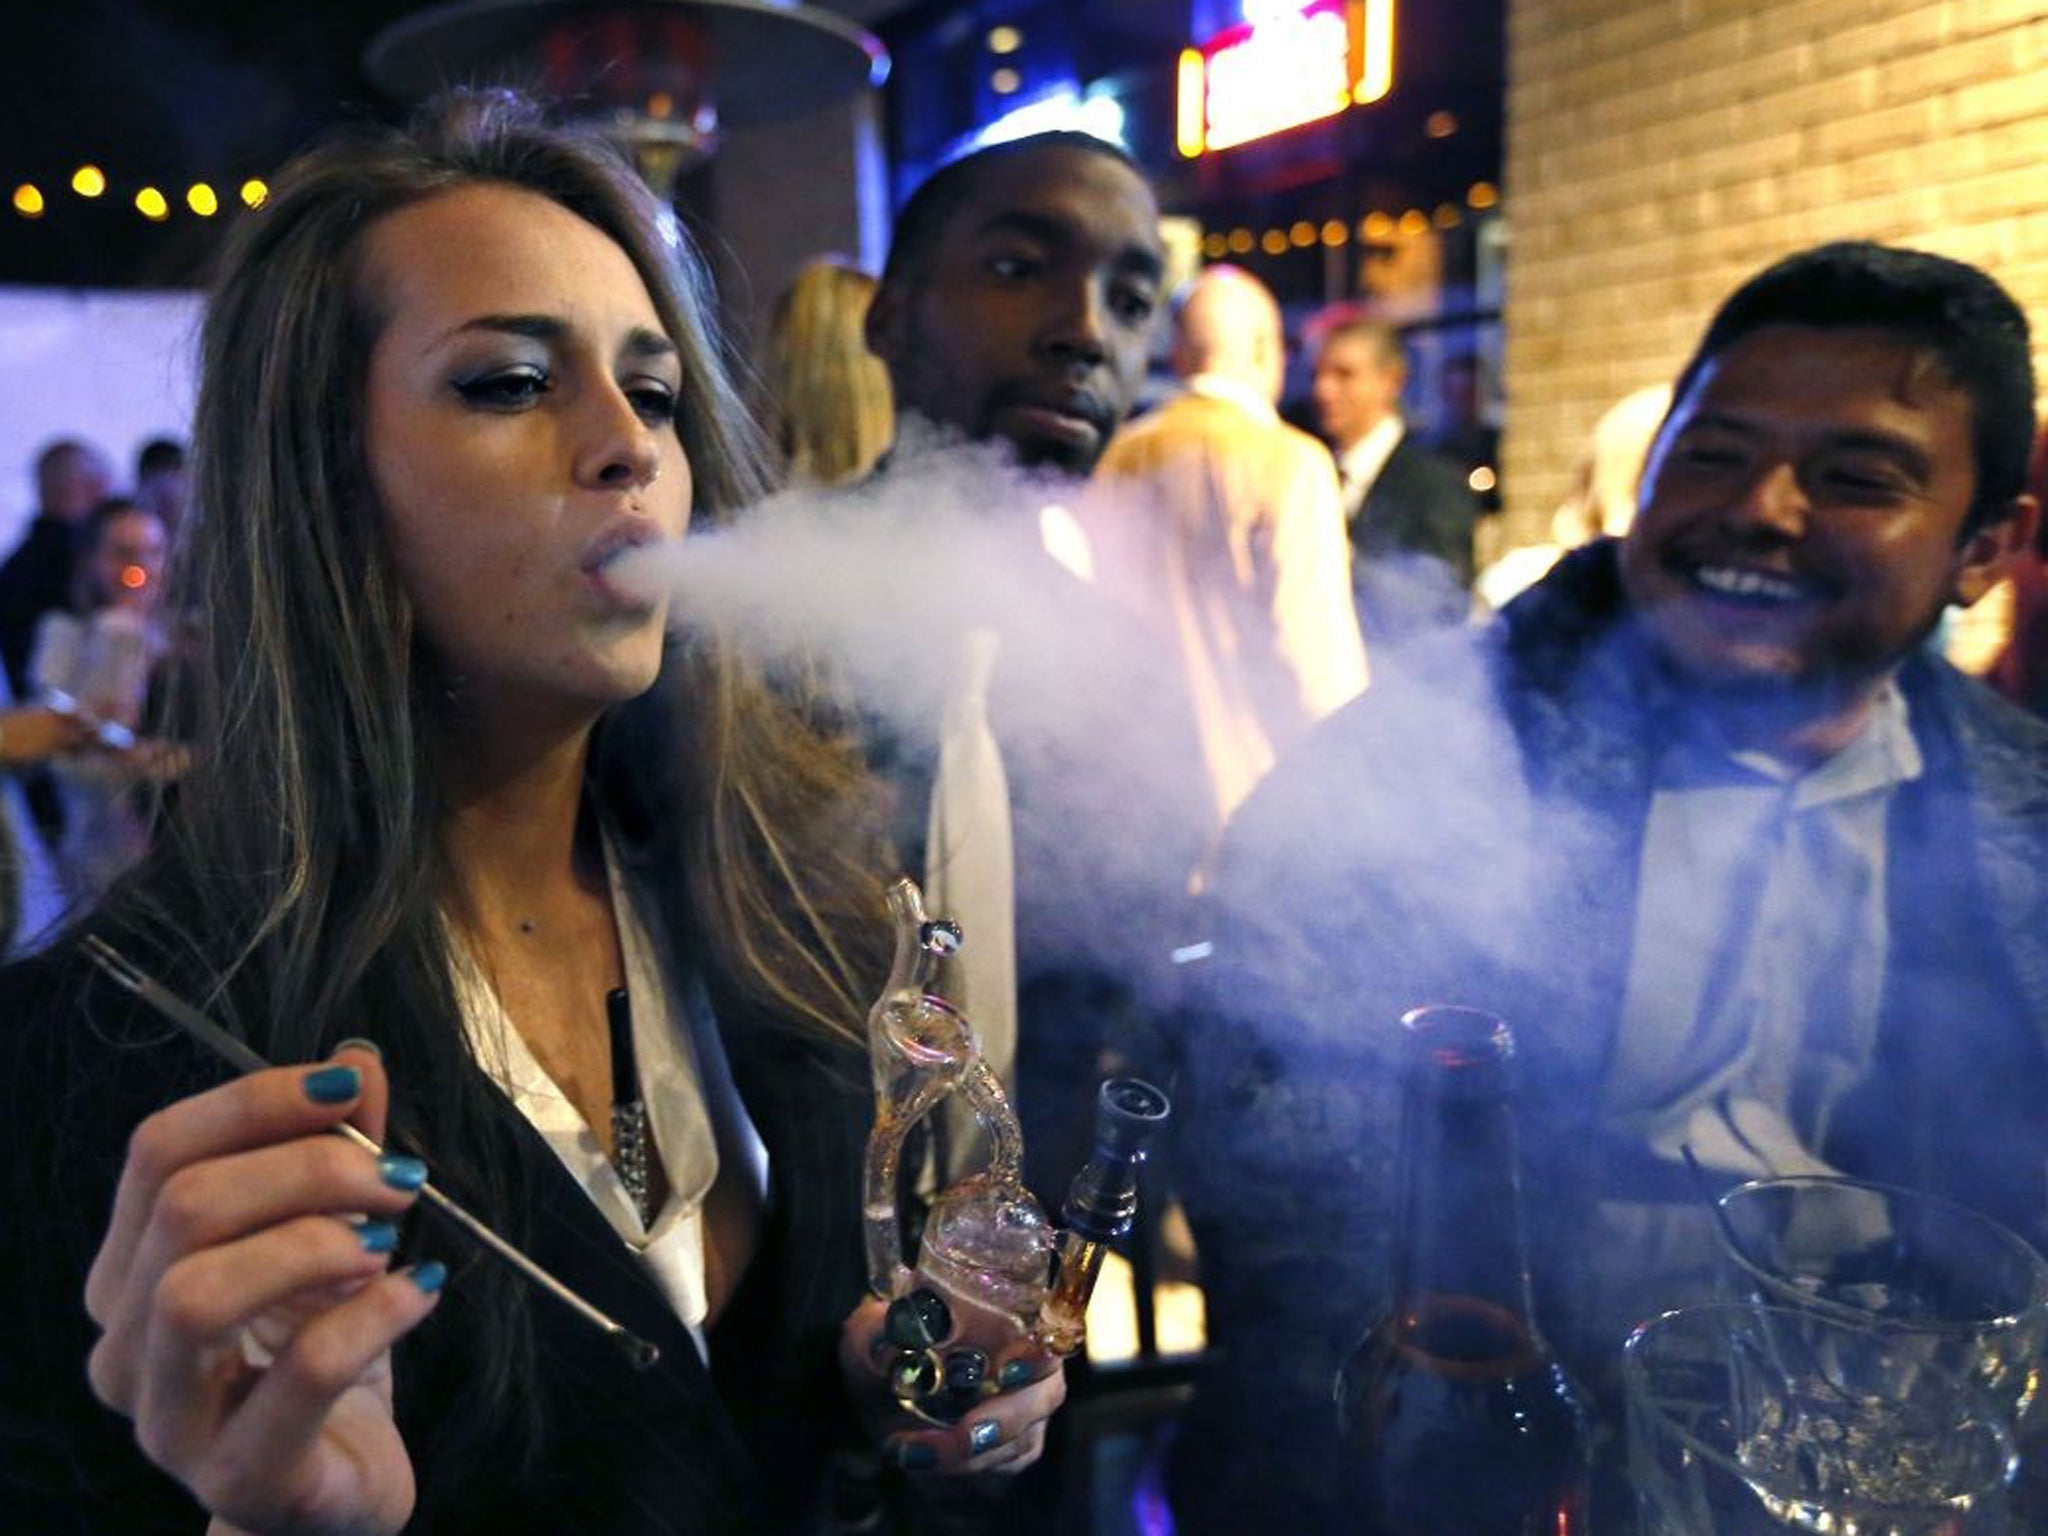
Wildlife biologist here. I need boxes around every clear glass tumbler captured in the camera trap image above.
[1714,1176,2048,1423]
[1624,1302,2018,1536]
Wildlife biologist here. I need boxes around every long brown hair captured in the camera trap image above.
[99,89,889,1456]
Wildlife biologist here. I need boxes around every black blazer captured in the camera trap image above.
[0,515,77,698]
[1347,436,1481,645]
[0,940,880,1535]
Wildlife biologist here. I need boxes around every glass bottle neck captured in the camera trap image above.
[1389,1055,1538,1325]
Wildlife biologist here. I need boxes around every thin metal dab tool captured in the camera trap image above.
[82,935,661,1371]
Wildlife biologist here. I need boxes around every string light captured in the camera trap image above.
[990,67,1021,95]
[1468,181,1500,210]
[1288,220,1316,247]
[1226,228,1253,255]
[6,160,280,226]
[1260,228,1287,255]
[987,25,1022,54]
[1320,219,1347,247]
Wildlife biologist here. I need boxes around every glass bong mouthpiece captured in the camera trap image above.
[862,879,1170,1423]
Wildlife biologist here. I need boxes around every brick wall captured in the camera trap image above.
[1502,0,2048,542]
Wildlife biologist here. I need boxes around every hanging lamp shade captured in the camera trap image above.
[366,0,888,182]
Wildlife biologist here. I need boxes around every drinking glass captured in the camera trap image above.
[1624,1303,2018,1535]
[1715,1177,2048,1423]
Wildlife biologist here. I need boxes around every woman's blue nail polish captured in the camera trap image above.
[890,1440,938,1471]
[355,1219,399,1254]
[377,1153,428,1191]
[967,1419,1003,1456]
[302,1065,361,1103]
[410,1260,447,1293]
[998,1359,1033,1390]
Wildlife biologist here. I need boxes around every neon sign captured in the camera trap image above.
[1177,0,1394,157]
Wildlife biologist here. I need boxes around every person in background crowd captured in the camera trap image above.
[1474,382,1673,612]
[1169,241,2047,1533]
[0,439,114,704]
[1309,312,1481,647]
[763,258,894,489]
[133,436,192,539]
[0,92,1064,1536]
[29,495,176,900]
[866,132,1163,484]
[0,438,116,847]
[0,675,90,955]
[1092,263,1368,867]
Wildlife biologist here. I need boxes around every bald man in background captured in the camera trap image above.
[1094,265,1368,869]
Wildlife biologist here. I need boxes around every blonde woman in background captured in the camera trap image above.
[1474,382,1672,612]
[764,258,894,488]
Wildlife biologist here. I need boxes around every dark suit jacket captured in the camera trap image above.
[0,514,77,698]
[0,937,883,1535]
[1347,435,1481,645]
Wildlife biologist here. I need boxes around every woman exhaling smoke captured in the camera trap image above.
[0,91,1064,1535]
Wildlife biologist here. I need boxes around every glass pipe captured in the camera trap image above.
[862,878,1171,1423]
[861,877,1035,1304]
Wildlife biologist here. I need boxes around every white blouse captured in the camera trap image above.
[451,839,769,1362]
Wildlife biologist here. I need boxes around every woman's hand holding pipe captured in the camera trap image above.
[82,1044,442,1536]
[837,1295,1067,1476]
